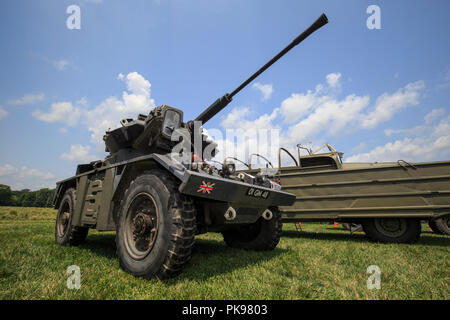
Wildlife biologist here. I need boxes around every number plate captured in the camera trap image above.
[247,187,269,199]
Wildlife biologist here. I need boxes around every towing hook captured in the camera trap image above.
[224,207,237,221]
[262,209,273,221]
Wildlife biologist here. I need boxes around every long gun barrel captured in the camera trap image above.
[195,13,328,124]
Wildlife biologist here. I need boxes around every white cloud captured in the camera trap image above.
[0,107,7,120]
[33,72,155,146]
[221,107,279,130]
[280,86,324,124]
[326,73,341,88]
[347,110,450,162]
[60,144,98,163]
[286,93,369,144]
[0,164,56,190]
[32,101,82,126]
[424,108,445,124]
[279,77,425,144]
[351,142,366,154]
[59,127,68,134]
[53,59,70,71]
[252,82,273,101]
[361,81,425,128]
[7,93,45,105]
[436,68,450,89]
[0,164,18,176]
[84,72,155,145]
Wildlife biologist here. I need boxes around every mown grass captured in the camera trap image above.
[0,207,448,300]
[0,206,56,220]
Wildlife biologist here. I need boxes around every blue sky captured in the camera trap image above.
[0,0,449,190]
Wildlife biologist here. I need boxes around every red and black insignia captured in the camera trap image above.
[197,181,215,194]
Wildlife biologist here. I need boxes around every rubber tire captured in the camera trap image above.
[115,170,196,280]
[222,207,282,251]
[428,219,444,235]
[432,216,450,236]
[361,218,421,244]
[55,188,89,246]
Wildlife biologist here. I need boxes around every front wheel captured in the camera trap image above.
[222,207,282,251]
[115,170,196,280]
[361,218,421,244]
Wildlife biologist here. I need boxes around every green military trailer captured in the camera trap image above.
[53,14,329,279]
[243,144,450,243]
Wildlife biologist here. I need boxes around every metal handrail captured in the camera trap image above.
[278,147,299,168]
[224,157,250,169]
[248,153,274,170]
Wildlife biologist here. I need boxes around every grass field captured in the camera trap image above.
[0,206,448,300]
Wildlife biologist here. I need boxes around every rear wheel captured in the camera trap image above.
[431,216,450,236]
[428,219,444,235]
[115,170,196,280]
[55,188,88,246]
[222,207,282,251]
[361,218,421,244]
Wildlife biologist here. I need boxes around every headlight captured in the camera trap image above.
[222,161,235,175]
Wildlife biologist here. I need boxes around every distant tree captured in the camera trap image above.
[22,192,36,207]
[1,186,56,207]
[45,190,55,207]
[0,184,13,205]
[35,189,48,207]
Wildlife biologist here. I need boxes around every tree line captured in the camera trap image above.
[0,184,55,207]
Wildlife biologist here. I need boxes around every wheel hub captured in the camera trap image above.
[57,200,71,237]
[61,212,70,225]
[124,193,159,260]
[375,218,407,237]
[132,212,152,237]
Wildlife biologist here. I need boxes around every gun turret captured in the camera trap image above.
[195,13,328,124]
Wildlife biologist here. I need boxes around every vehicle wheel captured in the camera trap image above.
[428,219,444,235]
[361,218,421,244]
[222,207,282,251]
[115,170,196,280]
[432,216,450,236]
[55,188,88,246]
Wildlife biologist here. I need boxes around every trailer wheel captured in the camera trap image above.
[431,216,450,236]
[361,218,421,244]
[222,207,282,251]
[428,219,444,235]
[115,170,196,280]
[55,188,88,246]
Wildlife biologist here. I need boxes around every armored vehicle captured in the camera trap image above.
[53,14,329,279]
[243,143,450,243]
